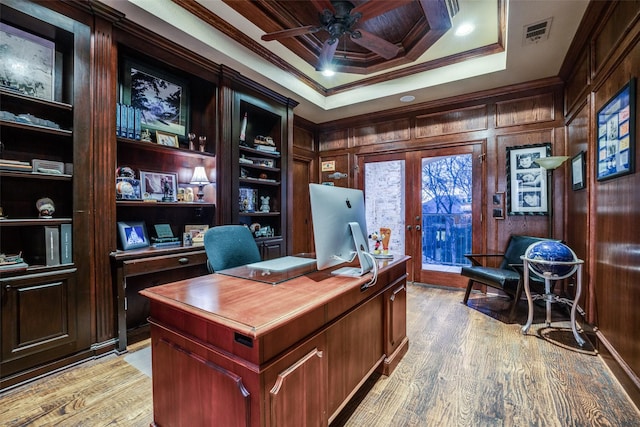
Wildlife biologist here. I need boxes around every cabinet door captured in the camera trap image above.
[268,347,327,427]
[260,238,284,260]
[1,269,78,376]
[384,279,407,354]
[326,296,384,417]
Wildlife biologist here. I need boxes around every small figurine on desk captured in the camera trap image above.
[198,136,207,153]
[380,227,392,255]
[188,132,196,151]
[369,231,382,254]
[260,196,270,212]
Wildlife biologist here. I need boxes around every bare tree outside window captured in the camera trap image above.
[421,155,472,269]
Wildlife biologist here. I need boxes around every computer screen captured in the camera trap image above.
[309,183,374,276]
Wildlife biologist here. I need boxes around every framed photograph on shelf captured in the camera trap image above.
[155,130,179,147]
[140,170,178,202]
[0,23,55,101]
[506,143,551,215]
[120,56,190,139]
[185,224,209,247]
[596,78,636,181]
[117,221,149,250]
[239,187,257,212]
[571,151,586,190]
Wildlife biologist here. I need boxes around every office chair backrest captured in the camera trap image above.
[203,225,261,272]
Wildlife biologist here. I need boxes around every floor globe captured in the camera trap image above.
[524,241,578,279]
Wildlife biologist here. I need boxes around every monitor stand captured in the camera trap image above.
[332,222,374,277]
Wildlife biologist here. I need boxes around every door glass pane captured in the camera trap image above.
[364,160,405,256]
[421,154,472,272]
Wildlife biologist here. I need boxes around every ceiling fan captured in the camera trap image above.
[261,0,412,70]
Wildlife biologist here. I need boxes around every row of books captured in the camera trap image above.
[116,103,142,140]
[0,159,32,172]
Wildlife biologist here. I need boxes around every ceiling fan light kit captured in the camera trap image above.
[261,0,407,72]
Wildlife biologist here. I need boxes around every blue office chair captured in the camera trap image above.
[203,225,261,272]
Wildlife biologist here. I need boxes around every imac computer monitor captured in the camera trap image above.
[309,183,374,276]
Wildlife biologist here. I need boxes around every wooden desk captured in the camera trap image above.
[141,256,409,427]
[110,246,209,352]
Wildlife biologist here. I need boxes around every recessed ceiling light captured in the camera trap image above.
[400,95,415,103]
[321,68,335,77]
[455,23,475,37]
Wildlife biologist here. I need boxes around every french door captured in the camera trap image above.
[359,144,483,287]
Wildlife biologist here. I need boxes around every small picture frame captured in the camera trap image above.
[571,151,586,190]
[239,187,257,212]
[185,224,209,247]
[140,171,178,202]
[596,78,636,181]
[155,130,179,148]
[492,192,505,219]
[117,221,149,250]
[506,143,551,215]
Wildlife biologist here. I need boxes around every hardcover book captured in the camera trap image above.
[44,226,60,266]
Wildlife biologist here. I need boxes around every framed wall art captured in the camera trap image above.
[140,171,178,202]
[120,56,190,140]
[0,23,55,100]
[571,151,586,190]
[117,221,149,250]
[596,78,636,181]
[506,143,551,215]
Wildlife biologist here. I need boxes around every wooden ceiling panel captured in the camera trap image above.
[223,0,451,74]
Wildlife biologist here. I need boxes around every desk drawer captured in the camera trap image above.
[123,250,207,277]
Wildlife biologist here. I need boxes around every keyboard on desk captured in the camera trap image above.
[245,256,317,272]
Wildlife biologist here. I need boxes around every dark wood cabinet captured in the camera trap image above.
[228,91,297,259]
[0,0,92,389]
[109,44,219,348]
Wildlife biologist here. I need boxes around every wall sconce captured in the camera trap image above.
[189,166,210,202]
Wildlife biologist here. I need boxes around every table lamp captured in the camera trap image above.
[189,166,210,202]
[534,156,569,238]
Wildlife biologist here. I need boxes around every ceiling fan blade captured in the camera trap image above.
[351,0,414,21]
[311,0,335,13]
[261,25,319,41]
[351,29,401,59]
[316,38,339,70]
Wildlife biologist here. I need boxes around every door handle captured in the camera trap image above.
[407,225,412,231]
[415,225,421,231]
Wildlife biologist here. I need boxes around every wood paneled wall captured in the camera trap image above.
[315,81,565,258]
[562,0,640,406]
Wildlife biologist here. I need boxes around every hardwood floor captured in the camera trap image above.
[2,284,639,426]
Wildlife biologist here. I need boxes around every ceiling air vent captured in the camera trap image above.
[446,0,459,18]
[523,18,552,45]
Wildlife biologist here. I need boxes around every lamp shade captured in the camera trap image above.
[534,156,570,170]
[189,166,210,185]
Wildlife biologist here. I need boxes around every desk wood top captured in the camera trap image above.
[140,256,409,338]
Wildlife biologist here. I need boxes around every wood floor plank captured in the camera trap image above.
[1,284,638,426]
